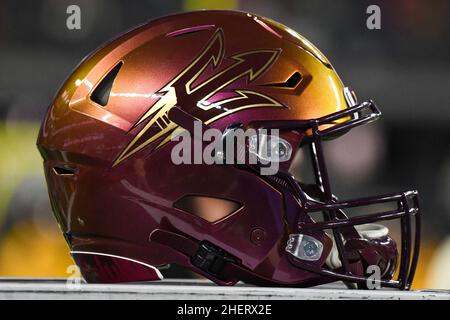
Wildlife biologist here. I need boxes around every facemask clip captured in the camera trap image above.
[285,234,324,261]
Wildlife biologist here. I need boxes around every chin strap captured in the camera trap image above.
[150,228,260,285]
[325,223,391,270]
[150,228,329,287]
[150,228,274,285]
[325,235,343,270]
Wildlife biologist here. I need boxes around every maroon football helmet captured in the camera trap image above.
[37,10,420,289]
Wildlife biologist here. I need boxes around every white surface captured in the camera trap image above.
[0,278,449,300]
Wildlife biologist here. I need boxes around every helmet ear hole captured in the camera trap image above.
[173,195,243,223]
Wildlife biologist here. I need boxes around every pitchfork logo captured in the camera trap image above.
[113,28,284,166]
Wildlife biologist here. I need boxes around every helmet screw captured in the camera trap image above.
[251,228,266,246]
[303,240,318,257]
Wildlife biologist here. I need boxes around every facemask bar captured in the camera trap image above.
[261,100,420,289]
[293,188,420,289]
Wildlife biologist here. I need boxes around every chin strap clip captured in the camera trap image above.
[191,241,236,279]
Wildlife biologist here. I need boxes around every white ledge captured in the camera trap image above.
[0,278,448,300]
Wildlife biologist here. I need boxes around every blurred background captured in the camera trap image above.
[0,0,449,289]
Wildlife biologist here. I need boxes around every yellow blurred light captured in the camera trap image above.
[0,122,42,224]
[0,221,74,277]
[183,0,239,11]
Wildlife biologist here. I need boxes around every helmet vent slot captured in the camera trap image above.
[90,61,123,106]
[53,165,76,176]
[263,72,302,88]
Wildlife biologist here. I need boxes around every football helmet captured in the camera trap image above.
[37,10,420,289]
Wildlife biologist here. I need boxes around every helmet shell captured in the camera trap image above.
[38,10,349,285]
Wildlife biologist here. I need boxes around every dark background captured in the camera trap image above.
[0,0,449,288]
